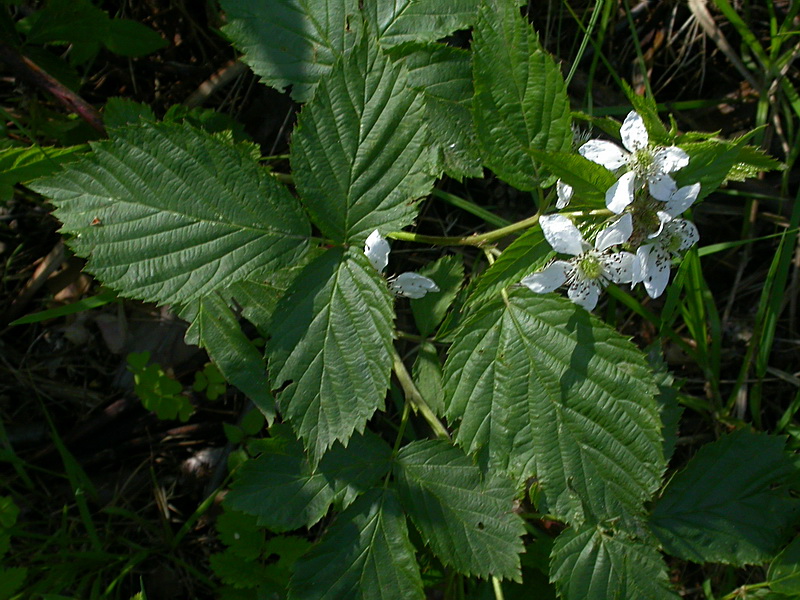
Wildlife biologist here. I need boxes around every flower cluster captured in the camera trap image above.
[523,111,701,309]
[364,230,440,299]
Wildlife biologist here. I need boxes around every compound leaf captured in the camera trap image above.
[31,122,310,305]
[444,291,664,527]
[650,429,800,565]
[370,0,480,46]
[550,524,679,600]
[394,439,525,581]
[289,488,423,600]
[225,425,392,532]
[472,0,572,191]
[267,248,395,462]
[291,34,434,243]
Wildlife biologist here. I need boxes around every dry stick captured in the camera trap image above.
[0,40,106,136]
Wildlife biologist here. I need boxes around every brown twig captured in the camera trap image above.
[0,40,106,136]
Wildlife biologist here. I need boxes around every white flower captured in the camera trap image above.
[521,214,635,311]
[579,111,689,213]
[645,182,701,239]
[364,230,439,299]
[632,217,699,299]
[556,179,573,209]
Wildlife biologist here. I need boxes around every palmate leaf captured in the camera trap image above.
[267,248,395,462]
[225,425,392,532]
[394,440,525,581]
[550,524,679,600]
[220,0,480,102]
[291,34,435,243]
[31,122,310,305]
[472,0,572,191]
[650,429,800,565]
[443,291,664,527]
[290,488,424,600]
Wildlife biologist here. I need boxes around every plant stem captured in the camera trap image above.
[492,576,505,600]
[388,213,542,247]
[391,349,450,439]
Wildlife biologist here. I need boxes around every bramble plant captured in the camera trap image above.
[25,0,799,599]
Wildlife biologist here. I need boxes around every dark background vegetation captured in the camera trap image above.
[0,0,798,598]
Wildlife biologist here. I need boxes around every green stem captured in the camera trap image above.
[391,349,450,439]
[388,213,542,247]
[492,576,505,600]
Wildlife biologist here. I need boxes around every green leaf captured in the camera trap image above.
[291,34,434,243]
[769,536,800,595]
[219,0,360,102]
[471,0,572,191]
[650,429,800,565]
[267,248,395,461]
[465,226,552,306]
[412,342,445,417]
[181,293,275,421]
[550,524,679,600]
[211,549,270,589]
[0,144,85,202]
[31,122,310,305]
[220,0,480,102]
[443,291,664,526]
[225,425,392,531]
[394,439,525,581]
[528,150,618,209]
[0,567,27,599]
[24,0,108,47]
[388,42,482,179]
[289,488,424,600]
[103,98,156,129]
[369,0,480,46]
[0,496,19,529]
[103,19,167,57]
[216,509,265,559]
[410,255,464,337]
[674,136,756,201]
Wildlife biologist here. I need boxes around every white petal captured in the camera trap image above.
[663,182,700,217]
[647,172,677,201]
[595,213,633,251]
[653,146,689,173]
[638,245,671,299]
[603,251,635,284]
[364,230,390,273]
[620,111,649,152]
[389,272,439,299]
[567,277,601,311]
[631,244,651,285]
[521,260,571,293]
[668,219,700,251]
[648,211,672,239]
[579,140,628,170]
[540,214,587,256]
[555,179,573,209]
[605,171,637,213]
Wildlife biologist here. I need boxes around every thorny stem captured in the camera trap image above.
[388,212,542,247]
[391,349,450,439]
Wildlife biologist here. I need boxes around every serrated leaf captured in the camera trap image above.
[769,536,800,595]
[444,291,664,526]
[103,98,155,129]
[220,0,480,102]
[528,151,618,209]
[650,429,800,565]
[550,524,679,600]
[472,0,572,190]
[394,439,525,581]
[412,342,445,417]
[410,255,464,336]
[0,566,27,599]
[369,0,480,46]
[225,425,392,532]
[388,42,482,179]
[267,248,395,461]
[211,549,270,589]
[465,226,551,306]
[181,293,275,421]
[289,488,424,600]
[216,509,265,559]
[291,35,434,243]
[31,122,310,305]
[0,144,85,202]
[674,136,756,201]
